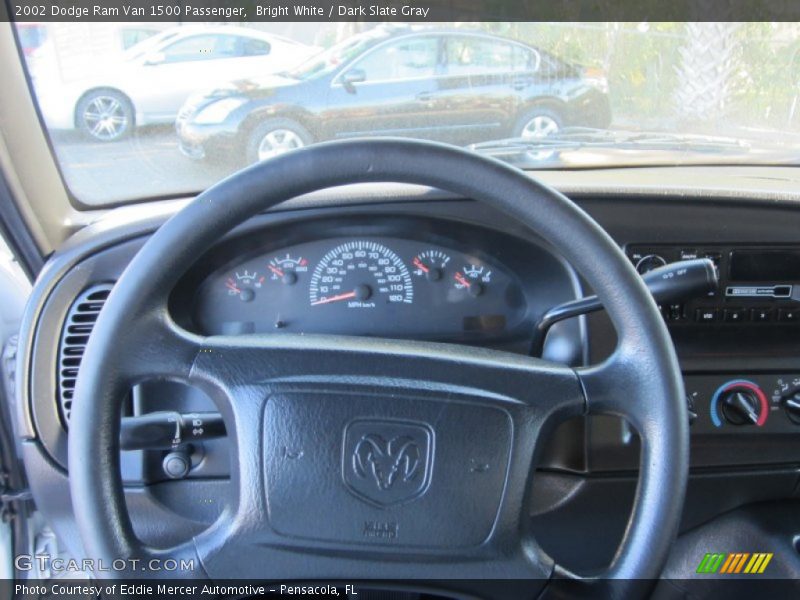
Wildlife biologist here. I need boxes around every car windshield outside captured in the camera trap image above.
[284,30,387,81]
[16,21,800,206]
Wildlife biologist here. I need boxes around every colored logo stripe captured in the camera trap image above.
[696,553,726,573]
[744,553,773,574]
[720,553,749,573]
[696,552,773,574]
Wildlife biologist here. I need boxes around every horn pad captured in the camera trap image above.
[263,387,513,549]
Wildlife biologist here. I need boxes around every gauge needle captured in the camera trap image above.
[268,265,284,277]
[310,290,358,306]
[413,257,429,273]
[454,272,471,287]
[225,280,241,294]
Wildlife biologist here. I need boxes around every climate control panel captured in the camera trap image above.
[685,374,800,433]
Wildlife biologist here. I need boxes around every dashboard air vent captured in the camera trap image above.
[57,283,113,428]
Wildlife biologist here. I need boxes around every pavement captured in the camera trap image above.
[50,126,239,207]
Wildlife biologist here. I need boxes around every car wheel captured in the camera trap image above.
[247,119,313,164]
[76,90,133,142]
[516,108,562,139]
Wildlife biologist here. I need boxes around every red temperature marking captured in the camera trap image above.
[413,257,430,273]
[454,272,471,288]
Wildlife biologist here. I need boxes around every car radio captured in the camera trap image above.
[626,244,800,325]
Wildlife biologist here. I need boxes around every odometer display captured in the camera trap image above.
[309,241,414,308]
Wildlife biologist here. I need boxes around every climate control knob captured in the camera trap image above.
[720,390,760,425]
[782,390,800,424]
[710,380,768,428]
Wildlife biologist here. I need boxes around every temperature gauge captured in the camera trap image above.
[268,254,308,285]
[412,250,450,282]
[453,263,492,297]
[225,269,264,302]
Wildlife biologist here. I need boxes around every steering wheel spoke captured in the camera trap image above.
[113,311,203,383]
[577,344,687,440]
[576,351,644,424]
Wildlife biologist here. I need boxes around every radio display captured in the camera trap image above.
[729,249,800,282]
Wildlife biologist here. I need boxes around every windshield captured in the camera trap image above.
[284,31,383,81]
[121,29,181,61]
[15,21,800,207]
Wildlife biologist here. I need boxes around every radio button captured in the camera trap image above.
[695,308,719,323]
[724,308,746,323]
[668,303,684,321]
[778,308,799,322]
[751,308,774,322]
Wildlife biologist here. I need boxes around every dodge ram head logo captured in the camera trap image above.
[342,419,433,507]
[354,435,420,490]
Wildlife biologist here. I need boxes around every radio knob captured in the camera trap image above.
[635,254,667,274]
[720,390,761,425]
[782,391,800,425]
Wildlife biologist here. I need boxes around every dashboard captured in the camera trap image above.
[13,185,800,574]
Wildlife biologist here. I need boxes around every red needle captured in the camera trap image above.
[268,265,284,277]
[225,280,241,293]
[454,273,471,288]
[311,290,357,306]
[413,257,429,273]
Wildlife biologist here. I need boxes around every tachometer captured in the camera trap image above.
[309,241,413,308]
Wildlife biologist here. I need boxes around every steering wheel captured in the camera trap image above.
[69,139,688,598]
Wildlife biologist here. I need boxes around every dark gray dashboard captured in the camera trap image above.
[13,185,800,572]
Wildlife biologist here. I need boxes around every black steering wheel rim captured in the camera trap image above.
[69,139,688,596]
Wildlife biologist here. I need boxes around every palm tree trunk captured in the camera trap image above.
[673,22,740,129]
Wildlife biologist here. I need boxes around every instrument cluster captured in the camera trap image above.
[191,236,529,341]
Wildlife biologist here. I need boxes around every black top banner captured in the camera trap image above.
[5,0,800,23]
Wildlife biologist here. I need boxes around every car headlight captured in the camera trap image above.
[192,98,246,125]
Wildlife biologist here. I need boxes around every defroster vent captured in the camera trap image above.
[57,284,113,427]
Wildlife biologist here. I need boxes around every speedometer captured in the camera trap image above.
[309,241,413,308]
